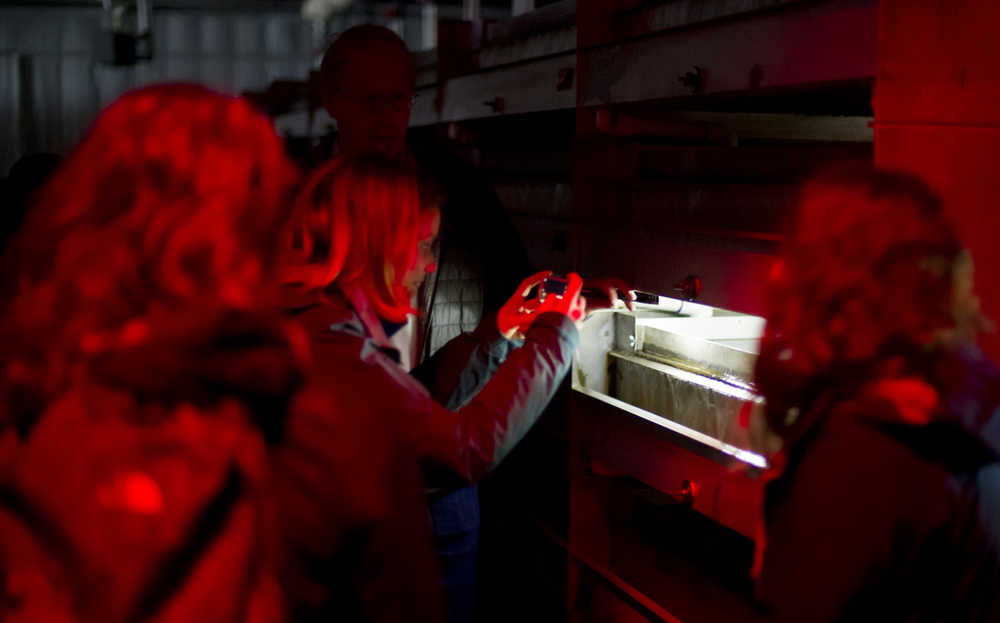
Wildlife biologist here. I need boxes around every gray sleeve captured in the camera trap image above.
[414,312,579,488]
[410,312,517,410]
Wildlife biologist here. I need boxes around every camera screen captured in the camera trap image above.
[543,277,569,297]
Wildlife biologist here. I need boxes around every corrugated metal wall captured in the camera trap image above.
[0,6,316,173]
[0,3,510,174]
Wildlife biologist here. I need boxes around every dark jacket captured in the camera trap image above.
[283,286,579,490]
[411,312,519,413]
[757,360,1000,622]
[0,309,442,623]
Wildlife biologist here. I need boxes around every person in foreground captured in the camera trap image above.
[0,84,442,623]
[753,166,1000,622]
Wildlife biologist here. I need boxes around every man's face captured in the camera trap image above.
[327,46,414,160]
[402,209,440,296]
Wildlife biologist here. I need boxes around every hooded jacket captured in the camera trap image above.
[0,308,442,623]
[757,346,1000,623]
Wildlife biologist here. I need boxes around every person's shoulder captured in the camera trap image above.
[360,345,436,410]
[282,287,362,345]
[797,393,994,534]
[777,395,951,508]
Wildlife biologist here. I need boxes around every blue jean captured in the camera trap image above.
[430,484,480,623]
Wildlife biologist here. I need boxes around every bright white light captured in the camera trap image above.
[574,387,769,470]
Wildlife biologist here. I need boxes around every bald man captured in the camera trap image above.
[319,25,415,161]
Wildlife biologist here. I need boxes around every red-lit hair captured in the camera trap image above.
[1,84,300,420]
[755,166,968,440]
[283,155,423,323]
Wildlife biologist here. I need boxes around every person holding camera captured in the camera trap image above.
[279,158,586,623]
[312,29,632,621]
[280,152,585,483]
